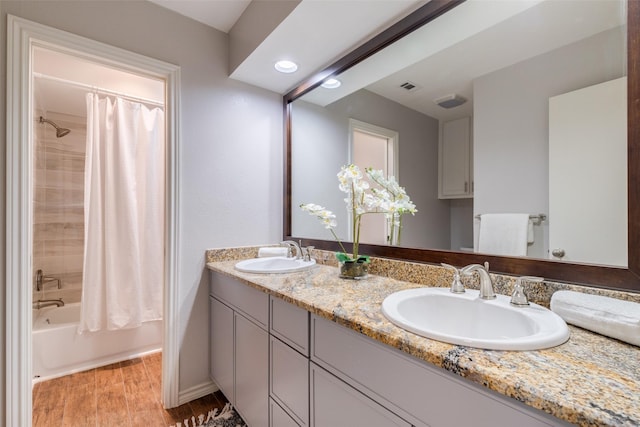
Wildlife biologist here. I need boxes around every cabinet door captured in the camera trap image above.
[439,117,471,198]
[271,399,301,427]
[235,313,269,427]
[310,363,410,427]
[209,296,234,404]
[271,336,309,425]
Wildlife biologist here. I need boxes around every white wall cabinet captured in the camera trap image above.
[209,271,568,427]
[439,116,473,199]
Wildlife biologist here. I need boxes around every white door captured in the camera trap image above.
[548,77,627,266]
[350,120,398,245]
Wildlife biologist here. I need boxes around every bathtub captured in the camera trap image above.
[32,303,162,382]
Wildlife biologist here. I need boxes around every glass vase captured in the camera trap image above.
[339,260,369,279]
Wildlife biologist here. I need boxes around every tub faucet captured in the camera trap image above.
[35,269,61,291]
[33,299,65,309]
[461,262,496,300]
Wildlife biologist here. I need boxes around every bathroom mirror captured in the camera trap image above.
[283,0,640,291]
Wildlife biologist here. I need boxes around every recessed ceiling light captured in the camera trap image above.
[321,78,341,89]
[274,60,298,74]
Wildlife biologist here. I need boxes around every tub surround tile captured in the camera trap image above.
[206,246,640,427]
[33,111,86,302]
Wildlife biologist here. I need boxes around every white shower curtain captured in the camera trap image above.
[79,94,165,333]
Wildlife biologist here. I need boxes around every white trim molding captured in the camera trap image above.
[5,15,182,425]
[348,118,400,181]
[178,381,218,406]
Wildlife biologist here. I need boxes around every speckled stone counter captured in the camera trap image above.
[206,254,640,427]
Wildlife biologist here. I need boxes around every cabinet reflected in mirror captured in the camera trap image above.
[290,0,627,268]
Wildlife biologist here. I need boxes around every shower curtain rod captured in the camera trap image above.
[33,72,165,108]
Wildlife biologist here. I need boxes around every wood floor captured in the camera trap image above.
[32,352,228,426]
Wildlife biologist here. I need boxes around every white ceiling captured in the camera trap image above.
[147,0,252,33]
[147,0,426,94]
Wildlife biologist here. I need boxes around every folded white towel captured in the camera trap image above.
[478,213,529,256]
[550,290,640,346]
[258,247,288,258]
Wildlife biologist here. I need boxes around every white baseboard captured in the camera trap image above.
[177,380,219,406]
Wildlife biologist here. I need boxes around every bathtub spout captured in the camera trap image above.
[33,299,65,309]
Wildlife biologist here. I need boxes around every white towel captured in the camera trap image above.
[258,247,288,258]
[527,219,535,244]
[478,213,529,256]
[551,290,640,346]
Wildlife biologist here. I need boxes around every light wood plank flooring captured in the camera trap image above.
[32,352,228,426]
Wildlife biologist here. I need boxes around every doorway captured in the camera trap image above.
[6,15,180,426]
[349,119,399,245]
[32,46,166,379]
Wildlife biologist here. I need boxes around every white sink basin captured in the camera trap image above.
[382,287,570,351]
[235,257,316,274]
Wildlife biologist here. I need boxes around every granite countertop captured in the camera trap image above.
[206,260,640,427]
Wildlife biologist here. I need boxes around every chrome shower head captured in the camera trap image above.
[39,116,71,138]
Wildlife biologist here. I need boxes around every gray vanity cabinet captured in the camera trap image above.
[209,296,234,400]
[269,296,310,426]
[270,399,301,427]
[209,271,568,427]
[311,315,567,427]
[235,313,269,427]
[310,362,411,427]
[209,271,269,427]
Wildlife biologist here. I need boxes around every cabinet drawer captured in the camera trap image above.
[310,362,410,427]
[311,315,561,427]
[271,399,302,427]
[270,336,309,426]
[209,271,268,328]
[270,296,309,355]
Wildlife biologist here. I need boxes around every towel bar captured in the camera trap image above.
[475,213,547,225]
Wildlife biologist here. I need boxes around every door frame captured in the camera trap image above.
[348,119,399,243]
[348,119,399,180]
[6,15,181,425]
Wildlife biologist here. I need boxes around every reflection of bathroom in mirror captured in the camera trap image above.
[290,0,627,267]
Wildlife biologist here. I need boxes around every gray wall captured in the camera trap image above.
[473,26,625,257]
[292,89,450,250]
[0,0,283,410]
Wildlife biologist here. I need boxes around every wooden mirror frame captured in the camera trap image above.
[283,0,640,292]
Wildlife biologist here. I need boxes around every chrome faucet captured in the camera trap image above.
[461,262,496,300]
[511,276,544,307]
[280,240,302,259]
[33,299,65,309]
[441,263,465,294]
[35,269,61,291]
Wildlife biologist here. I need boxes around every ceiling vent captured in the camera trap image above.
[399,81,420,91]
[434,94,467,109]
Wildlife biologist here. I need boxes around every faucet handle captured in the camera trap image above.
[302,246,315,262]
[510,276,543,307]
[441,263,465,294]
